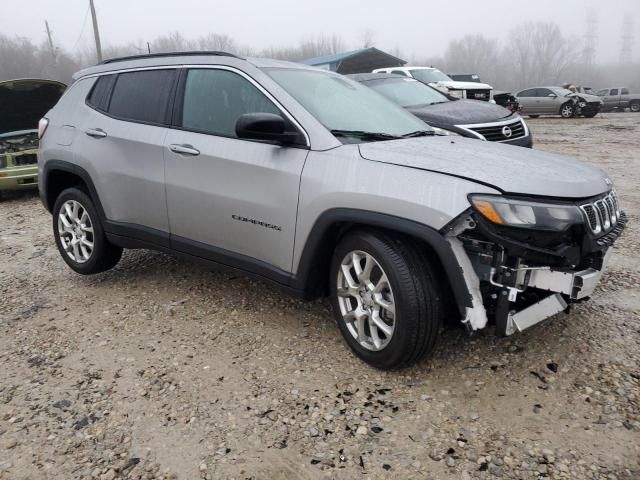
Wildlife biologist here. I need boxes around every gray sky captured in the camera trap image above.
[1,0,637,62]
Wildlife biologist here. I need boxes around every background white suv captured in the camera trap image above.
[373,66,494,102]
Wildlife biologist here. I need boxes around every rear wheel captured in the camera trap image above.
[630,101,640,113]
[560,102,575,118]
[329,230,443,369]
[53,187,122,274]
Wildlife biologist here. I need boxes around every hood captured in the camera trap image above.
[432,80,493,90]
[358,136,609,199]
[407,99,513,125]
[575,93,603,103]
[0,79,66,135]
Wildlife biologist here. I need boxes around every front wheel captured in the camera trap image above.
[560,102,575,118]
[528,115,540,119]
[53,187,122,274]
[329,230,443,369]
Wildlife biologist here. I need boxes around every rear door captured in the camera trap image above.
[164,67,309,273]
[73,69,177,238]
[516,88,539,114]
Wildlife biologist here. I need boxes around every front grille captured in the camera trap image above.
[580,190,621,235]
[14,154,37,166]
[467,119,526,142]
[467,89,491,101]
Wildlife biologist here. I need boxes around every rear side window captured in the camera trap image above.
[180,69,281,137]
[87,74,115,111]
[108,69,176,124]
[518,89,537,97]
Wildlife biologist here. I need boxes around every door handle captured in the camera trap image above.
[169,144,200,156]
[85,128,107,138]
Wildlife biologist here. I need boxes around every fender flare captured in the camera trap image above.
[294,208,473,309]
[41,160,106,220]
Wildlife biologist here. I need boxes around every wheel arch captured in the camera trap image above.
[294,208,472,313]
[41,160,106,220]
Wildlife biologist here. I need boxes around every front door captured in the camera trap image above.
[164,67,308,274]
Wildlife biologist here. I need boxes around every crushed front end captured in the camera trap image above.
[0,130,39,191]
[445,190,626,336]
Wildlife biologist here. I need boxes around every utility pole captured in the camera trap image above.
[89,0,103,63]
[44,20,57,64]
[620,16,634,64]
[582,10,598,66]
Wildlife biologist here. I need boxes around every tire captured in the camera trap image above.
[329,230,443,369]
[52,187,122,274]
[630,101,640,113]
[560,102,575,118]
[528,115,540,119]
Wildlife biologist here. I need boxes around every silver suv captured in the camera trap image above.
[39,53,626,369]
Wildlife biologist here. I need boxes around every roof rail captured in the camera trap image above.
[101,51,239,65]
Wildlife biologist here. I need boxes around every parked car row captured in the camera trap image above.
[33,52,626,369]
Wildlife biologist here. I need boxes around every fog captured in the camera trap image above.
[1,0,639,90]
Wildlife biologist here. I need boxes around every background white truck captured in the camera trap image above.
[373,66,494,102]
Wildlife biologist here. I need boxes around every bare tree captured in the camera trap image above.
[506,22,578,89]
[443,34,504,85]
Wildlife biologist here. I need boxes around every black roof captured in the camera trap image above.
[347,72,405,82]
[101,51,239,65]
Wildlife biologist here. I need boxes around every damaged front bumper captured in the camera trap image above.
[445,208,627,336]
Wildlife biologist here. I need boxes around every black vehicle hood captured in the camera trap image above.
[0,79,66,135]
[407,99,513,126]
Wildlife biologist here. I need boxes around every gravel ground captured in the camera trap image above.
[0,113,638,480]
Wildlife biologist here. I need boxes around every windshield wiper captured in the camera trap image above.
[330,130,402,141]
[402,130,435,138]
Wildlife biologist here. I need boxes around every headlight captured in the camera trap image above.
[448,89,464,98]
[469,195,583,231]
[431,127,461,136]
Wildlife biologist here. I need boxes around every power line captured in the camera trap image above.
[71,6,91,53]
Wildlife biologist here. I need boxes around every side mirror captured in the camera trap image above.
[235,113,305,145]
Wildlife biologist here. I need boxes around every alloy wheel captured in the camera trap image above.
[336,250,396,351]
[561,104,574,118]
[58,200,95,263]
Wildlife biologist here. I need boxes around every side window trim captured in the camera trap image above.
[177,64,310,147]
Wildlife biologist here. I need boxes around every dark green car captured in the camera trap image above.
[0,79,66,191]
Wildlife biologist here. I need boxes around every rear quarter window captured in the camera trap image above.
[107,69,176,124]
[86,74,116,111]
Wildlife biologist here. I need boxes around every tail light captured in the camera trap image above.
[38,118,49,139]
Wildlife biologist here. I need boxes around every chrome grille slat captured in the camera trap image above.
[466,119,527,142]
[581,190,620,235]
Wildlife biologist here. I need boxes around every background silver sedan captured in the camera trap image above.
[515,86,577,118]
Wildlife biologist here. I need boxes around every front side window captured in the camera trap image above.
[181,69,281,137]
[108,69,176,124]
[409,69,452,84]
[266,68,429,142]
[537,88,554,97]
[610,89,619,96]
[621,88,629,95]
[365,78,449,107]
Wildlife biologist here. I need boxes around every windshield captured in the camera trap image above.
[364,77,449,108]
[267,68,431,142]
[550,87,575,97]
[409,69,452,84]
